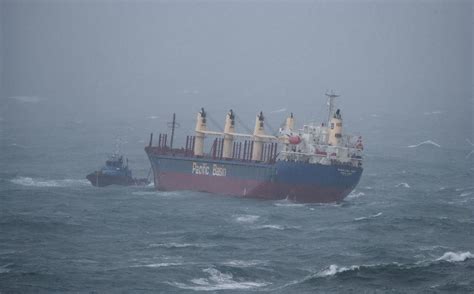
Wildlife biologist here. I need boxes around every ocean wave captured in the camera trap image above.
[253,224,300,230]
[395,182,410,188]
[275,250,474,290]
[274,198,306,207]
[254,224,285,230]
[0,263,12,274]
[316,264,361,277]
[10,176,90,188]
[455,186,474,192]
[436,251,473,262]
[459,191,473,197]
[222,260,265,267]
[158,191,185,197]
[168,267,269,291]
[407,140,441,148]
[132,191,159,196]
[234,214,260,223]
[315,251,473,279]
[354,212,382,221]
[148,242,213,249]
[133,262,183,268]
[347,191,365,199]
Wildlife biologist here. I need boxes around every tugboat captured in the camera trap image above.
[86,153,150,187]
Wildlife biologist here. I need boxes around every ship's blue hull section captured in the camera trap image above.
[146,149,363,203]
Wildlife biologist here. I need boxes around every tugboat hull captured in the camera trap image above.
[86,173,149,187]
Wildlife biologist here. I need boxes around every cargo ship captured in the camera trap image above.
[145,93,363,203]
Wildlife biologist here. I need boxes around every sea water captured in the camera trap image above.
[1,119,473,293]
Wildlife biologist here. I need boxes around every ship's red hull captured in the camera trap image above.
[155,171,352,203]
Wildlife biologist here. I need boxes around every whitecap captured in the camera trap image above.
[436,251,473,262]
[147,115,159,120]
[148,242,212,249]
[0,263,12,274]
[169,267,269,291]
[316,264,360,277]
[354,212,382,221]
[274,198,306,207]
[135,262,183,268]
[395,182,410,188]
[407,140,441,148]
[460,191,473,197]
[274,202,305,207]
[254,224,285,230]
[234,215,260,223]
[10,176,90,188]
[347,191,365,199]
[222,260,265,267]
[158,191,184,197]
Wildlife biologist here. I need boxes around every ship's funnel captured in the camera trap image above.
[222,109,235,159]
[194,108,207,156]
[285,113,295,130]
[328,108,343,146]
[251,111,265,161]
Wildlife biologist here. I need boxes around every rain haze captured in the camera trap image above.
[1,1,474,293]
[1,0,472,149]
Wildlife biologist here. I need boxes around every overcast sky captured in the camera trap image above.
[1,0,472,149]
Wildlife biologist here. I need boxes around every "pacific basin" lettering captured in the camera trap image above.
[192,162,226,177]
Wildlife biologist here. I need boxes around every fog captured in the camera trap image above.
[1,0,472,152]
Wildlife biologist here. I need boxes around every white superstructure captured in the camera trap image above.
[277,93,363,167]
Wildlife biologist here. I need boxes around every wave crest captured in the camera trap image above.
[316,264,360,277]
[10,176,89,188]
[148,242,213,249]
[169,267,269,291]
[354,212,382,221]
[436,251,473,262]
[234,215,260,223]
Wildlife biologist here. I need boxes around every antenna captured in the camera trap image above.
[167,113,180,149]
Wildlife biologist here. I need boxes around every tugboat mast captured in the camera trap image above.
[167,113,180,149]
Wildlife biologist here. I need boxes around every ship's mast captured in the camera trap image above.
[167,113,180,149]
[325,91,340,124]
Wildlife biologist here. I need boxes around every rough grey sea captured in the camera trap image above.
[1,116,473,293]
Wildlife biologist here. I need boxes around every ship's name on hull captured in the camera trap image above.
[192,162,227,177]
[337,168,356,176]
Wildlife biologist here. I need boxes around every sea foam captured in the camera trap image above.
[436,251,473,262]
[395,182,410,188]
[354,212,382,221]
[169,267,269,291]
[234,215,260,223]
[316,264,360,277]
[10,176,89,188]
